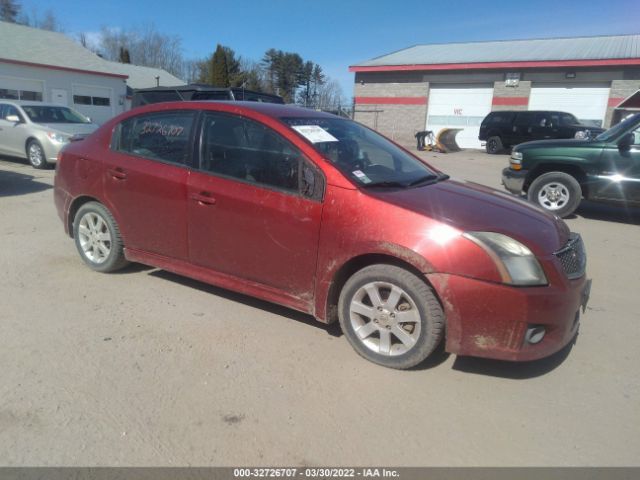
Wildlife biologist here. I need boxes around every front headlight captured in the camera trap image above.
[47,132,69,144]
[463,232,547,286]
[509,151,523,170]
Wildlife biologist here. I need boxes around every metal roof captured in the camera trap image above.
[351,34,640,68]
[0,20,185,87]
[107,63,186,90]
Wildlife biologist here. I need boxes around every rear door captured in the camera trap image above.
[104,110,196,260]
[187,111,324,300]
[509,112,535,145]
[0,104,29,157]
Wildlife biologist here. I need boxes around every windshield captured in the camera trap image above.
[282,117,439,187]
[596,113,640,142]
[22,105,90,124]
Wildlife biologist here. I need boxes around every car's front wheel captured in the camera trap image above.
[527,171,582,218]
[338,264,444,369]
[27,140,49,169]
[73,202,129,272]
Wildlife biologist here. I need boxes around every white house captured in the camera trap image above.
[0,21,186,124]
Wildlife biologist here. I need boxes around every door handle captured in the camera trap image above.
[190,192,216,205]
[108,168,127,180]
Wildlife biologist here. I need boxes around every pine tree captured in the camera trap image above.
[118,47,131,64]
[210,44,230,87]
[0,0,20,22]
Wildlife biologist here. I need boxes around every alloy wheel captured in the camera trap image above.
[78,212,112,264]
[349,281,421,356]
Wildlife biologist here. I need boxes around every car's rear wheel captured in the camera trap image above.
[527,171,582,218]
[27,140,49,169]
[486,136,503,154]
[338,264,444,369]
[73,202,129,272]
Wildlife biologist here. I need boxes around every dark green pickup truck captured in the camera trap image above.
[502,113,640,217]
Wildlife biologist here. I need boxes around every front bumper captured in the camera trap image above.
[427,265,589,362]
[502,167,528,194]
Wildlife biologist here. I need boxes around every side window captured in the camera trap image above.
[514,113,533,126]
[114,111,195,165]
[3,105,23,121]
[200,113,301,193]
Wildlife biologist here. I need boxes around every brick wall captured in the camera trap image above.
[353,81,429,145]
[605,79,640,126]
[491,80,531,111]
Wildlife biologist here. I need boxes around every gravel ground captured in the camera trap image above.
[0,149,639,466]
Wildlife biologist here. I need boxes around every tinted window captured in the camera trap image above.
[485,113,513,125]
[515,113,535,126]
[1,105,23,121]
[200,113,300,193]
[114,111,195,165]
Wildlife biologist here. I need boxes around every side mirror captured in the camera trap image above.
[5,114,21,123]
[618,132,634,150]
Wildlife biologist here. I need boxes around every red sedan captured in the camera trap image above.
[54,101,590,369]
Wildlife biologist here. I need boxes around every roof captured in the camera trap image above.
[0,21,185,87]
[350,34,640,72]
[107,63,186,90]
[0,20,126,78]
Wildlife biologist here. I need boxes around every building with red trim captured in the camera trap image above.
[350,35,640,147]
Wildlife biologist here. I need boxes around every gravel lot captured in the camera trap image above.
[1,148,639,466]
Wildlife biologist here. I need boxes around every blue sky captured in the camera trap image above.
[21,0,640,98]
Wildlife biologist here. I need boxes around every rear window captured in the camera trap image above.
[112,111,195,165]
[485,113,514,125]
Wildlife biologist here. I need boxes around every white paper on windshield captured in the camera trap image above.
[352,170,372,184]
[292,125,339,143]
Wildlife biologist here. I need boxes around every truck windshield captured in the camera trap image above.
[282,117,440,188]
[596,113,640,142]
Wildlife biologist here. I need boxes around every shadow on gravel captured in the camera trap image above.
[148,269,341,336]
[451,335,577,379]
[573,201,640,225]
[0,169,51,197]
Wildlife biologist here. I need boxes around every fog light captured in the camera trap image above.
[525,325,546,344]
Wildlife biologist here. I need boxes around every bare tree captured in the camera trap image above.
[97,24,184,77]
[316,79,347,111]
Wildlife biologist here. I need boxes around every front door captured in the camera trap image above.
[187,111,323,299]
[103,109,197,260]
[595,125,640,203]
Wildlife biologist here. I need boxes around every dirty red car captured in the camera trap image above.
[53,101,591,369]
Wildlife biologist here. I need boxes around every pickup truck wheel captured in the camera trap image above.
[528,172,582,218]
[338,264,444,369]
[486,136,503,154]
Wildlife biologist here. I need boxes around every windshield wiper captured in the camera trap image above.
[407,173,449,187]
[363,180,408,188]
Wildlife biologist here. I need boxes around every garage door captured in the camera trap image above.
[71,84,113,125]
[0,75,43,101]
[529,85,610,127]
[426,85,493,149]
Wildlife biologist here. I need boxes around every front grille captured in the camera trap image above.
[554,233,586,280]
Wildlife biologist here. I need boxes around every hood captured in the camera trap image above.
[36,123,98,136]
[515,138,601,150]
[567,123,605,133]
[368,179,570,256]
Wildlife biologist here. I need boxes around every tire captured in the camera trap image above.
[527,171,582,218]
[73,202,129,272]
[27,139,49,169]
[338,264,444,369]
[486,136,503,154]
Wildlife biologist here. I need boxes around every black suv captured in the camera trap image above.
[132,84,284,108]
[479,110,605,154]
